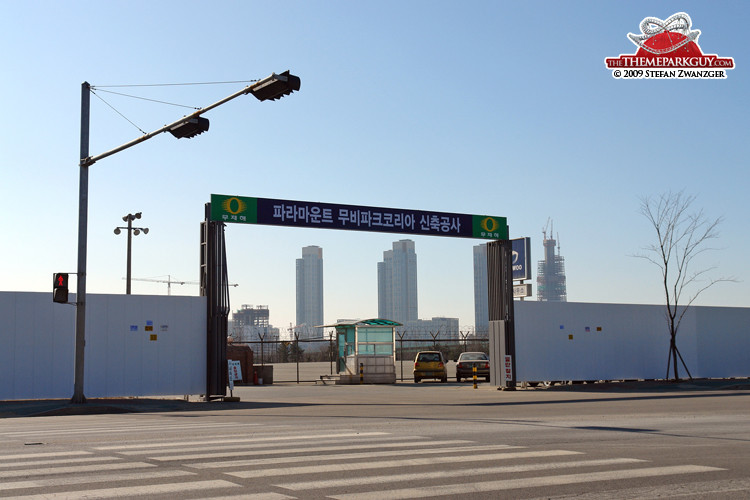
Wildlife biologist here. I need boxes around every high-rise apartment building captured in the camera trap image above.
[377,239,418,325]
[472,243,489,334]
[296,245,324,338]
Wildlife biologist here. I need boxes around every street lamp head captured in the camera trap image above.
[122,215,129,222]
[135,212,142,219]
[250,71,301,102]
[143,228,149,235]
[114,227,121,235]
[133,229,140,236]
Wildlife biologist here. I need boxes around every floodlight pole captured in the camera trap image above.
[71,71,299,404]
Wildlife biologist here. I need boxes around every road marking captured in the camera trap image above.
[0,451,92,461]
[201,494,296,500]
[116,434,412,456]
[0,462,154,479]
[0,457,122,477]
[1,479,239,499]
[96,431,390,451]
[228,450,582,478]
[0,422,259,438]
[189,443,518,469]
[523,478,750,499]
[329,465,726,500]
[277,457,647,490]
[0,469,194,491]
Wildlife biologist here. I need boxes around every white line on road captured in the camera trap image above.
[189,443,516,468]
[1,479,240,499]
[228,450,582,479]
[0,462,155,480]
[277,457,647,490]
[0,451,92,461]
[200,494,296,500]
[0,422,259,438]
[95,431,390,451]
[329,465,726,500]
[134,436,441,458]
[0,469,195,491]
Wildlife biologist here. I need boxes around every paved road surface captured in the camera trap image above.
[1,379,748,498]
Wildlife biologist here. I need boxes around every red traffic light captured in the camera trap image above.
[53,273,69,303]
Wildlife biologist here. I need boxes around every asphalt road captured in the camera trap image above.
[1,373,748,498]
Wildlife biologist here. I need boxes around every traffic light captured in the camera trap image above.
[168,117,210,139]
[53,273,69,303]
[249,71,301,101]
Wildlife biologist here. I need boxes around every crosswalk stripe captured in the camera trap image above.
[126,436,441,457]
[228,449,582,479]
[162,439,476,464]
[277,457,647,490]
[96,431,390,451]
[201,493,296,500]
[0,469,194,491]
[523,478,750,500]
[0,451,92,461]
[329,465,726,500]
[1,479,240,499]
[0,422,259,438]
[189,443,519,469]
[0,456,122,471]
[118,436,420,458]
[149,437,428,462]
[0,462,154,480]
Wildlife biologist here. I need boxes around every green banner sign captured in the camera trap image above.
[211,194,508,240]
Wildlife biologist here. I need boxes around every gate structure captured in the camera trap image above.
[200,204,231,399]
[202,194,513,397]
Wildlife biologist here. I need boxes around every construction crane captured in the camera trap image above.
[125,275,238,295]
[542,217,552,241]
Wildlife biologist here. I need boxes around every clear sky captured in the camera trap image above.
[2,1,748,333]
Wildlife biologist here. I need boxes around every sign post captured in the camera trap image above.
[227,360,242,398]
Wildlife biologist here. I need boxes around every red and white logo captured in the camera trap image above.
[605,13,735,79]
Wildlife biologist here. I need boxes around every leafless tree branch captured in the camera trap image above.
[634,190,736,381]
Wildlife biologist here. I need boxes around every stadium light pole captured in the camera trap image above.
[71,71,300,404]
[114,212,149,295]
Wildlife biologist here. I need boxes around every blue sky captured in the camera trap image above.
[2,1,747,332]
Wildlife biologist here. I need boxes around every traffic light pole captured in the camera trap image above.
[72,82,90,404]
[71,71,300,404]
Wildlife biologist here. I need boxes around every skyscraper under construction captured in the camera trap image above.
[537,220,567,302]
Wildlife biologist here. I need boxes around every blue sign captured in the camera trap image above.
[511,237,531,281]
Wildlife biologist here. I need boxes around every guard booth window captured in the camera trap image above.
[358,327,394,355]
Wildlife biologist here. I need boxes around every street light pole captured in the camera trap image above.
[72,82,90,404]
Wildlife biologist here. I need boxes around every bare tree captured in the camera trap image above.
[636,191,734,381]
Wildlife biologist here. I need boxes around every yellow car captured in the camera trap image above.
[413,351,448,383]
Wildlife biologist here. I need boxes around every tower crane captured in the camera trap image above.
[125,275,238,295]
[542,217,552,241]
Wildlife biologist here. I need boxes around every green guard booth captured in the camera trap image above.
[320,319,400,384]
